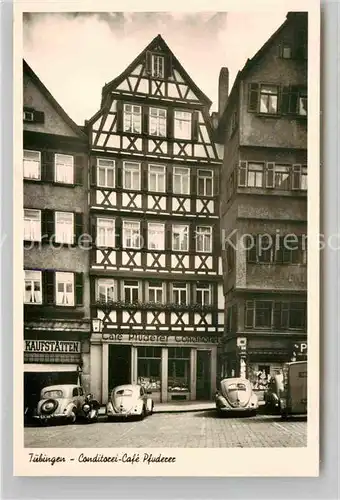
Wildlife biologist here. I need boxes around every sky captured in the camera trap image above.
[23,11,286,126]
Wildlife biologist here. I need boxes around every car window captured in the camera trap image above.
[42,390,63,399]
[115,389,133,396]
[72,388,79,397]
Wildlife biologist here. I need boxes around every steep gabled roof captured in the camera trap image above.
[101,34,212,107]
[23,59,87,139]
[216,12,307,135]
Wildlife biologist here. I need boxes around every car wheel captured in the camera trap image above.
[150,403,154,415]
[139,406,146,420]
[69,411,77,424]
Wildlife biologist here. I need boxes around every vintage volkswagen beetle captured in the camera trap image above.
[34,384,85,425]
[106,384,154,420]
[215,378,258,416]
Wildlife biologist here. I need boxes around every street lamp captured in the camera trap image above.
[92,317,103,333]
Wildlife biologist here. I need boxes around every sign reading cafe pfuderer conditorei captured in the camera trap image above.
[24,340,81,353]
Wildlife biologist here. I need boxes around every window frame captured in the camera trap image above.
[149,107,167,137]
[151,54,165,79]
[97,158,115,188]
[171,282,188,305]
[147,222,165,250]
[123,280,140,303]
[122,220,141,249]
[172,224,189,252]
[96,278,116,303]
[174,110,192,140]
[55,271,74,307]
[96,217,115,248]
[54,153,74,185]
[247,163,264,188]
[148,164,166,193]
[23,149,41,181]
[195,284,211,306]
[123,104,142,134]
[55,211,74,245]
[197,169,213,196]
[24,270,42,305]
[23,208,41,242]
[122,161,141,191]
[147,281,165,303]
[173,166,190,195]
[259,84,279,115]
[196,226,213,253]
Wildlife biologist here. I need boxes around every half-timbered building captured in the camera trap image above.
[23,61,90,409]
[87,35,224,404]
[213,12,308,390]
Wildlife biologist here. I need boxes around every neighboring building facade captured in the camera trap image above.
[214,13,308,389]
[87,35,224,404]
[23,61,91,409]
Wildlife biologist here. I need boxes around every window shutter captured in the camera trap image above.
[191,111,199,141]
[167,166,173,193]
[248,83,260,113]
[141,163,148,191]
[115,217,122,250]
[34,111,45,124]
[245,301,254,328]
[167,108,174,139]
[74,155,84,185]
[116,100,123,132]
[288,86,299,114]
[41,151,54,182]
[238,161,247,187]
[292,164,302,190]
[273,302,282,329]
[42,209,55,241]
[75,273,84,306]
[165,222,172,251]
[90,157,97,186]
[164,53,172,79]
[91,217,97,247]
[265,162,275,188]
[116,161,122,188]
[145,50,152,75]
[142,106,149,135]
[43,270,55,305]
[281,86,290,114]
[75,213,83,242]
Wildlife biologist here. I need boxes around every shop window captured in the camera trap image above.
[168,347,191,393]
[137,347,161,393]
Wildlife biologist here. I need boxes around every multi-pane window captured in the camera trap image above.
[172,225,189,251]
[97,218,115,247]
[173,167,190,195]
[147,282,164,303]
[197,169,213,196]
[172,283,188,305]
[174,111,192,140]
[196,226,212,253]
[245,300,307,330]
[23,110,34,121]
[97,158,115,188]
[55,212,74,245]
[259,85,278,114]
[24,209,41,241]
[55,154,74,184]
[168,347,191,392]
[196,284,211,306]
[24,270,42,304]
[123,220,141,249]
[149,108,166,137]
[97,279,115,302]
[292,165,307,190]
[123,162,140,190]
[247,163,264,187]
[273,165,290,189]
[298,93,307,116]
[246,235,306,265]
[151,55,164,78]
[123,104,142,134]
[137,347,162,393]
[23,150,41,180]
[148,164,165,192]
[56,272,74,306]
[123,280,139,303]
[148,222,165,250]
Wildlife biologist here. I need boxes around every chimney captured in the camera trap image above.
[218,67,229,117]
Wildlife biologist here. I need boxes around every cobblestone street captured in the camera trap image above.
[25,411,307,448]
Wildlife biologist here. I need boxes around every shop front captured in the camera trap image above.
[90,333,221,404]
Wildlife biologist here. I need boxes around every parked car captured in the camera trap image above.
[280,361,307,419]
[33,384,86,426]
[215,378,258,416]
[106,384,154,420]
[264,373,284,413]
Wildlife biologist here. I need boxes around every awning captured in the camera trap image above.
[24,364,79,373]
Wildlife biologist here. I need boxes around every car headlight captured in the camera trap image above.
[83,403,91,413]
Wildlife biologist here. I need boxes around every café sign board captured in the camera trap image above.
[101,333,222,345]
[24,340,81,353]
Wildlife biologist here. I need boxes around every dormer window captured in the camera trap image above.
[152,55,164,78]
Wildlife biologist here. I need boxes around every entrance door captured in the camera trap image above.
[196,350,211,400]
[108,345,131,393]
